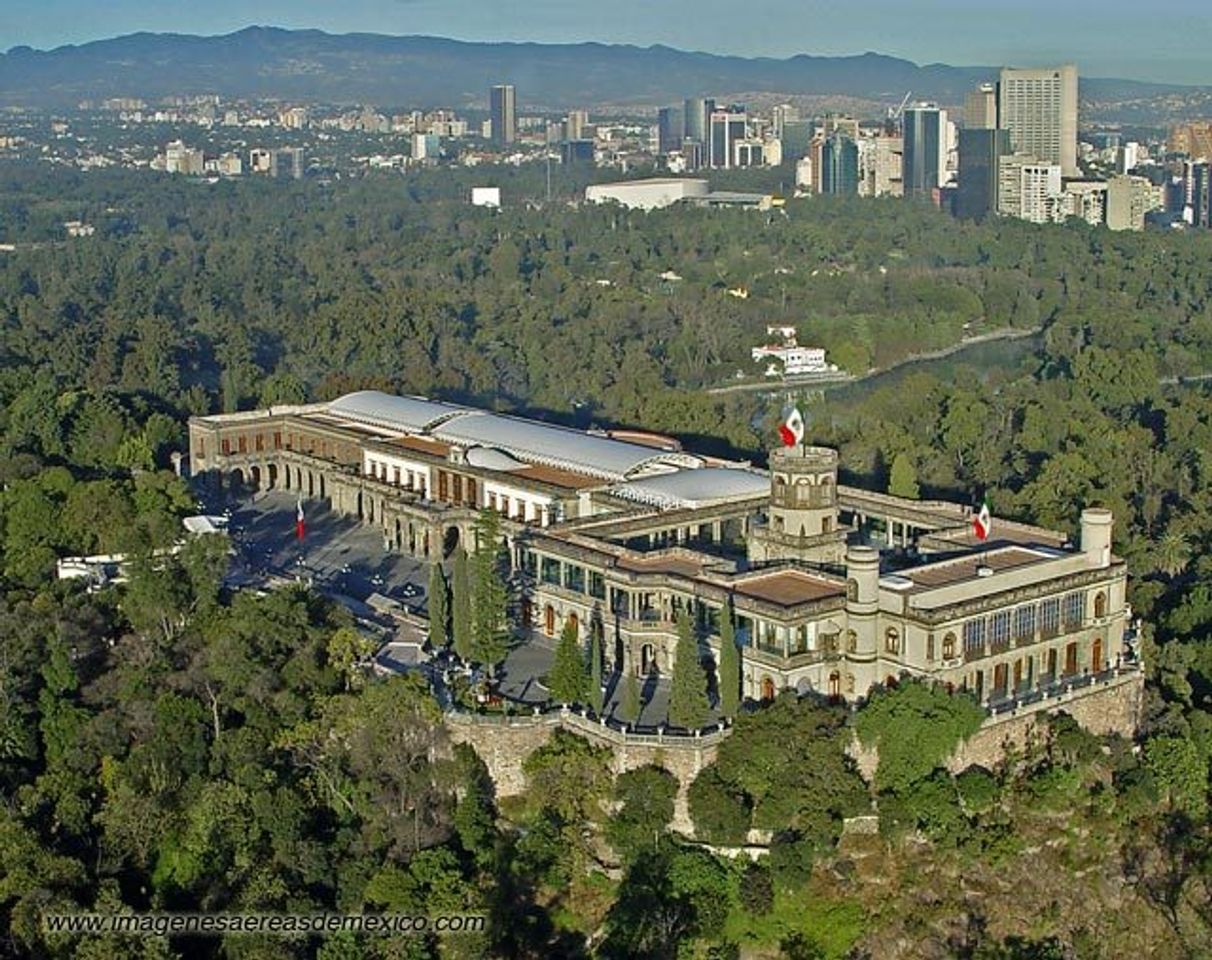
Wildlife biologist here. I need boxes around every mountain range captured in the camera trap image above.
[0,27,1201,111]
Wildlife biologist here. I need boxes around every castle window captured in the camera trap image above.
[1094,592,1107,619]
[963,618,986,653]
[926,634,935,661]
[1040,598,1060,637]
[990,611,1011,647]
[846,630,858,653]
[846,579,858,602]
[942,633,956,659]
[885,627,900,655]
[1014,605,1036,641]
[1063,592,1086,627]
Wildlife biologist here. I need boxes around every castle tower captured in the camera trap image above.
[747,445,848,565]
[843,544,881,694]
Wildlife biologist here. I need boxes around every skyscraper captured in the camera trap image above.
[489,84,517,146]
[902,104,948,198]
[682,97,715,146]
[956,128,1010,220]
[657,106,682,155]
[965,84,997,130]
[998,66,1078,177]
[709,110,747,169]
[821,133,859,196]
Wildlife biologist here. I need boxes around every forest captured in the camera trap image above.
[1,159,1212,958]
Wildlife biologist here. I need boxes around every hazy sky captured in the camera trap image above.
[5,0,1211,85]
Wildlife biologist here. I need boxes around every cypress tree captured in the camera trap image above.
[452,546,472,661]
[718,601,740,718]
[619,669,641,727]
[669,610,710,730]
[589,625,604,714]
[470,509,509,673]
[549,618,588,705]
[428,562,449,650]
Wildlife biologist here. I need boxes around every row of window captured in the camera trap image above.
[960,592,1095,654]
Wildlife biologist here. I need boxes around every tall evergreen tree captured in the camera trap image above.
[618,669,641,727]
[718,601,740,719]
[888,452,920,499]
[428,562,449,650]
[549,618,588,705]
[669,610,710,730]
[470,509,509,672]
[451,546,472,661]
[589,624,603,714]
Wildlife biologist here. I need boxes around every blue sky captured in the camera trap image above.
[5,0,1211,84]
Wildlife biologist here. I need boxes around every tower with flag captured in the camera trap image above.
[778,407,805,449]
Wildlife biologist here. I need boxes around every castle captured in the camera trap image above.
[189,390,1136,718]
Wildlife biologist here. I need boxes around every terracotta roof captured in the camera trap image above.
[513,464,604,491]
[387,435,451,457]
[732,570,845,606]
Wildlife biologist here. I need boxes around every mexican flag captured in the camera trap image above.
[973,496,992,541]
[778,407,805,448]
[296,498,306,542]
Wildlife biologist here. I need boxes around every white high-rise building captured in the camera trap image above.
[998,155,1063,223]
[998,66,1079,177]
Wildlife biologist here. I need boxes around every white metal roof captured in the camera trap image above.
[609,467,769,509]
[433,411,702,481]
[327,391,467,434]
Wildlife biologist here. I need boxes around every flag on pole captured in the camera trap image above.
[973,496,992,541]
[295,498,306,542]
[778,407,805,448]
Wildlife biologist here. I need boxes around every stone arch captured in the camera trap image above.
[319,474,326,499]
[267,463,278,489]
[249,465,262,490]
[307,471,315,497]
[443,526,460,558]
[230,467,246,490]
[885,627,899,655]
[640,643,657,675]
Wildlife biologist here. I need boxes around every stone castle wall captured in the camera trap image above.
[445,709,721,833]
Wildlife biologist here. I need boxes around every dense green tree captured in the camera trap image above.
[888,451,920,498]
[451,546,472,661]
[428,561,449,650]
[668,611,710,730]
[605,766,677,860]
[718,600,740,718]
[588,623,603,714]
[470,509,509,672]
[548,619,588,705]
[618,669,642,726]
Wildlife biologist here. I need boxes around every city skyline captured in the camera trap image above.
[5,0,1211,86]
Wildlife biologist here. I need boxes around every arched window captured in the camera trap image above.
[544,605,555,636]
[942,632,956,659]
[885,627,900,655]
[846,579,858,602]
[566,612,579,636]
[828,672,841,698]
[761,676,776,701]
[846,630,858,653]
[1094,592,1107,619]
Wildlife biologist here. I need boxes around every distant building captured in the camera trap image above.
[903,104,948,197]
[270,147,304,180]
[709,110,747,169]
[585,178,709,210]
[249,148,272,174]
[164,140,204,175]
[751,327,836,377]
[998,155,1063,223]
[780,120,813,160]
[1060,180,1107,226]
[858,134,903,198]
[471,186,501,208]
[561,139,595,164]
[411,133,441,161]
[965,84,998,130]
[1167,121,1212,159]
[1106,174,1158,231]
[998,65,1079,177]
[734,139,766,168]
[564,109,589,141]
[657,106,682,155]
[489,84,517,146]
[821,133,859,196]
[956,128,1010,220]
[683,97,715,146]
